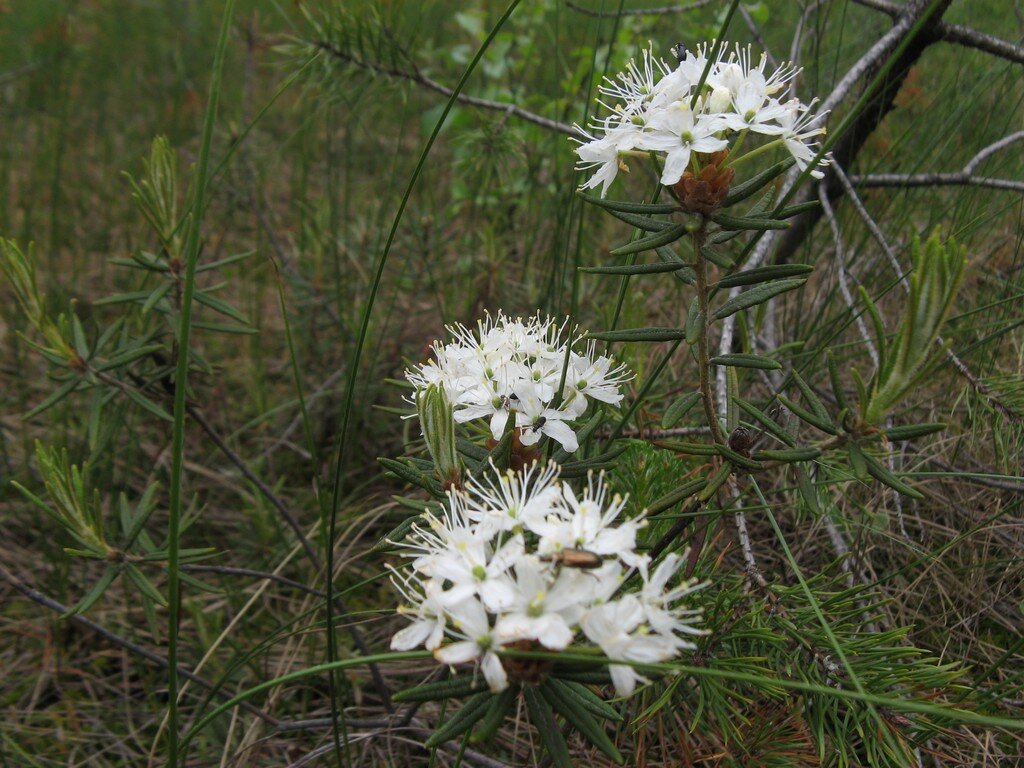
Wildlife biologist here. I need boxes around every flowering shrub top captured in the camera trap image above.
[389,463,705,697]
[406,312,631,454]
[576,41,829,197]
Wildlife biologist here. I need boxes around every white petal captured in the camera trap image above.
[481,651,509,693]
[541,419,579,453]
[660,147,691,186]
[434,640,480,665]
[610,664,638,697]
[391,619,433,651]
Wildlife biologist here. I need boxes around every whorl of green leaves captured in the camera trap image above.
[863,233,966,424]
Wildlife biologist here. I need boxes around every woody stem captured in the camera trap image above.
[693,222,726,444]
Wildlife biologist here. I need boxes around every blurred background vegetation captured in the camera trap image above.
[1,0,1022,765]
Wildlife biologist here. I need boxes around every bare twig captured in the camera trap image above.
[818,184,879,368]
[181,564,327,598]
[312,40,580,137]
[0,565,278,726]
[847,173,1024,193]
[565,0,718,17]
[853,0,1024,64]
[185,404,395,712]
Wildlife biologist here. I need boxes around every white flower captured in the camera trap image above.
[435,597,509,693]
[644,101,728,186]
[406,312,631,456]
[636,552,708,638]
[778,100,829,178]
[580,596,679,697]
[574,39,827,195]
[534,473,645,559]
[388,463,705,700]
[389,572,447,651]
[512,381,579,453]
[494,556,578,650]
[463,461,562,536]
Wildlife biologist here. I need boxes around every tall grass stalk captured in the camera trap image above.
[322,2,524,763]
[165,2,235,764]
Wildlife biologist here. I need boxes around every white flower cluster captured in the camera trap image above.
[406,313,631,454]
[389,463,705,696]
[576,41,829,197]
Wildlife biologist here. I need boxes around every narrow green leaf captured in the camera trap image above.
[722,159,794,206]
[95,344,164,372]
[715,263,814,289]
[711,353,781,370]
[655,246,696,284]
[377,458,444,498]
[524,685,573,768]
[93,290,155,306]
[126,563,168,607]
[663,391,702,428]
[734,398,796,447]
[541,680,623,763]
[393,675,489,703]
[796,466,820,514]
[697,462,733,502]
[685,297,703,346]
[753,447,822,462]
[191,320,259,335]
[610,223,689,257]
[124,386,173,422]
[647,476,708,515]
[791,370,833,427]
[601,208,673,232]
[847,442,870,480]
[471,686,517,743]
[195,250,255,273]
[552,669,613,685]
[588,327,688,343]
[424,692,493,748]
[826,350,850,414]
[715,444,763,471]
[884,422,947,441]
[123,485,160,549]
[25,377,83,419]
[556,679,623,723]
[776,200,820,219]
[65,566,119,617]
[579,262,687,276]
[456,438,490,462]
[862,453,925,499]
[710,211,790,231]
[656,440,718,456]
[726,367,739,432]
[561,444,630,474]
[777,393,837,435]
[142,281,174,314]
[370,512,425,553]
[700,244,734,267]
[194,290,250,324]
[859,286,888,366]
[714,279,807,320]
[577,193,680,215]
[553,411,606,463]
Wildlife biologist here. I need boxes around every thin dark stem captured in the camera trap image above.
[312,39,578,137]
[0,564,278,726]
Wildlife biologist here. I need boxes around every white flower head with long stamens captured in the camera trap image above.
[406,312,632,455]
[574,40,828,197]
[389,462,707,699]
